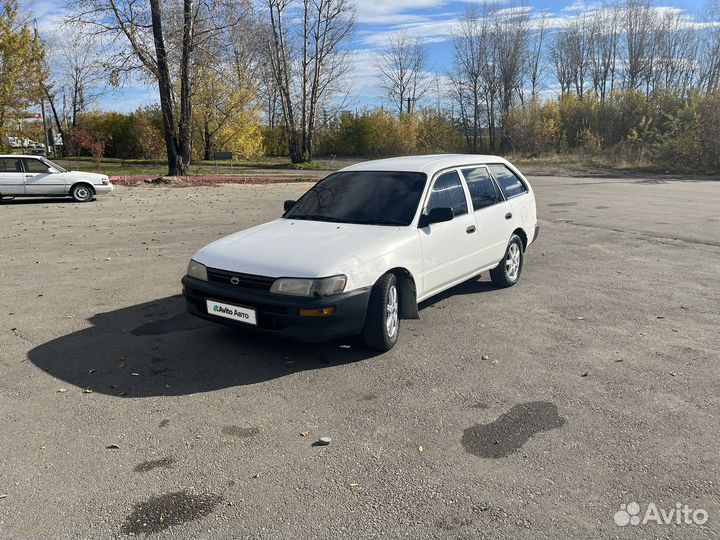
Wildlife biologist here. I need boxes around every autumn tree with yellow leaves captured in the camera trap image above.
[0,1,46,150]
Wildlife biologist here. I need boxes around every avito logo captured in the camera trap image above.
[614,501,709,527]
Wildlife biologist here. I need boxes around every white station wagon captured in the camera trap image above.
[0,155,113,202]
[183,155,539,351]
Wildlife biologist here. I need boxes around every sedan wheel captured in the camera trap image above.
[385,284,399,339]
[505,243,521,281]
[490,235,524,288]
[71,184,94,203]
[363,273,400,352]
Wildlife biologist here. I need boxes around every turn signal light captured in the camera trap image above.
[298,306,336,317]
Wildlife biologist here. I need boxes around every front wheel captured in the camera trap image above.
[71,184,94,203]
[490,235,524,288]
[362,273,400,352]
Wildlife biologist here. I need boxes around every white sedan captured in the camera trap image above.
[183,154,539,351]
[0,155,113,202]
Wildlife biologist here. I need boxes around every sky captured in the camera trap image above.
[22,0,714,114]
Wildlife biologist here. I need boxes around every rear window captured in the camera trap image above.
[489,164,528,199]
[462,167,501,210]
[0,158,22,173]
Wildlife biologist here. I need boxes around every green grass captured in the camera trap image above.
[56,156,331,172]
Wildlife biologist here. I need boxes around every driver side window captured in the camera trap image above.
[426,170,468,217]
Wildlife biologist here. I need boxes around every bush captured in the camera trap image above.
[504,99,561,156]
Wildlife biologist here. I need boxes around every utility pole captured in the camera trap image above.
[34,20,51,156]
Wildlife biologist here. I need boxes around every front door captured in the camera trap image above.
[0,157,26,196]
[418,169,479,298]
[23,158,66,195]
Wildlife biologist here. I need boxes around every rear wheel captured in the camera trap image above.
[490,235,524,288]
[362,273,399,352]
[71,184,94,203]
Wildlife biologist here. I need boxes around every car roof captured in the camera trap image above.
[0,155,44,159]
[339,154,512,176]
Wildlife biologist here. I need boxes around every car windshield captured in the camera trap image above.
[284,171,427,226]
[41,158,67,173]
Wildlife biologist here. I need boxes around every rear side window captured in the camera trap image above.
[489,164,528,199]
[23,159,48,173]
[0,158,22,172]
[462,167,501,210]
[426,170,468,217]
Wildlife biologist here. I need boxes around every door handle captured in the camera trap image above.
[505,212,512,220]
[466,225,476,234]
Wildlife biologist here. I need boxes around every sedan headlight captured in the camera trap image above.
[187,259,208,281]
[270,275,347,297]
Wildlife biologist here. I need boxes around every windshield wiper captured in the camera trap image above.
[286,214,346,223]
[354,218,406,226]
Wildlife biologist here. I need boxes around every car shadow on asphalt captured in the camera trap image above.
[418,276,498,310]
[0,197,77,205]
[26,295,377,398]
[27,277,502,398]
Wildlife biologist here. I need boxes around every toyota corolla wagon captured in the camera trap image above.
[182,155,539,351]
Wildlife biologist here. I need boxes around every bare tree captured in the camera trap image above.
[493,4,531,150]
[264,0,355,163]
[551,31,574,95]
[450,6,487,151]
[495,6,530,112]
[699,0,720,93]
[70,0,241,175]
[651,9,699,93]
[46,31,105,129]
[623,0,657,91]
[527,12,549,99]
[588,2,620,102]
[552,14,591,98]
[376,30,430,116]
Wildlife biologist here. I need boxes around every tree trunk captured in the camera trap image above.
[203,120,213,161]
[177,0,194,176]
[44,87,66,158]
[288,132,303,163]
[149,0,180,176]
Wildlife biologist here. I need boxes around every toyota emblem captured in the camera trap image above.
[230,276,240,285]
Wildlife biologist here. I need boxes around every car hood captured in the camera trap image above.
[64,171,108,183]
[193,218,402,278]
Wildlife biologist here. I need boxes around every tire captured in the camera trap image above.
[71,184,94,202]
[490,235,524,288]
[362,273,400,352]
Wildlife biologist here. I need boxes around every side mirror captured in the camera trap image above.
[283,200,296,212]
[47,167,58,174]
[419,207,454,228]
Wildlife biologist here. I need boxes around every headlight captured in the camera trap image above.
[187,259,208,281]
[270,275,347,297]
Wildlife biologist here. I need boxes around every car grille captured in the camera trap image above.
[206,267,275,291]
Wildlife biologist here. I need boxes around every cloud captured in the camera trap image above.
[20,0,65,33]
[354,0,447,24]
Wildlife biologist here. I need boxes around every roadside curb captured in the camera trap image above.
[109,175,316,185]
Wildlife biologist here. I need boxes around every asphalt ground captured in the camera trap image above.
[0,174,718,539]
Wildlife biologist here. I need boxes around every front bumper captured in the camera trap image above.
[182,275,371,341]
[95,183,114,195]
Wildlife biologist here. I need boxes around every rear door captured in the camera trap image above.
[23,158,66,195]
[0,157,26,195]
[460,166,514,269]
[488,163,533,232]
[418,169,479,297]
